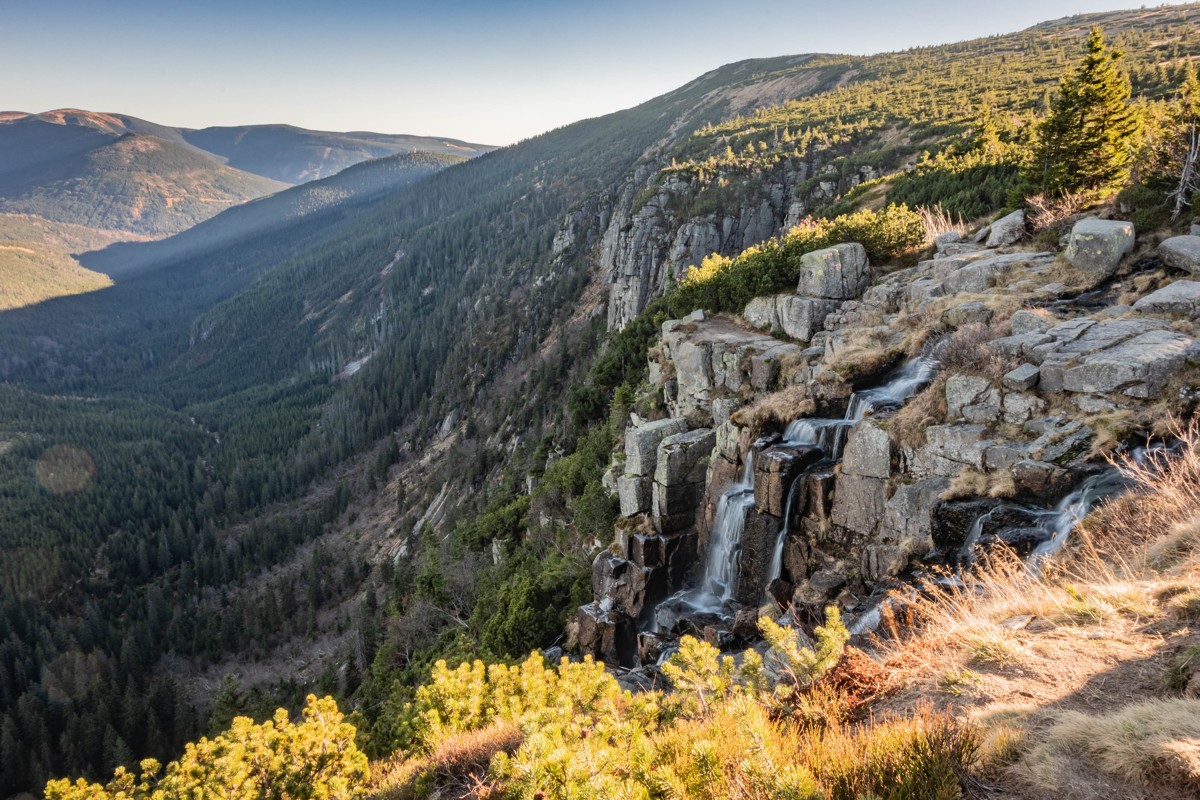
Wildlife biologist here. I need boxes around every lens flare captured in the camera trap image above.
[35,444,96,495]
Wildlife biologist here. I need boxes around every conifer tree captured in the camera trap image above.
[1027,27,1141,196]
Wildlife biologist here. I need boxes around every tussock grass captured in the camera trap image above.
[888,375,948,450]
[1164,644,1200,694]
[1020,699,1200,794]
[964,625,1026,667]
[1077,421,1200,570]
[731,386,815,435]
[941,466,1017,501]
[919,205,968,245]
[800,704,979,800]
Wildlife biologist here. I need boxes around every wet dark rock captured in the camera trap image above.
[577,603,638,668]
[793,568,847,608]
[630,533,666,569]
[733,607,761,640]
[980,526,1053,556]
[591,553,667,621]
[754,444,823,517]
[637,632,673,665]
[1012,459,1075,503]
[768,578,793,607]
[932,500,1044,552]
[735,510,782,606]
[703,625,737,650]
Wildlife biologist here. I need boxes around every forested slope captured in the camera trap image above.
[3,5,1200,795]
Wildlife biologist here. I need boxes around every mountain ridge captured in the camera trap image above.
[2,4,1200,794]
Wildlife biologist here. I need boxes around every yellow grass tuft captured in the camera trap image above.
[1021,699,1200,794]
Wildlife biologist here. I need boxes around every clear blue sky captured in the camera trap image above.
[1,0,1185,145]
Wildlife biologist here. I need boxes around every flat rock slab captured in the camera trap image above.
[1065,218,1135,278]
[943,252,1053,295]
[1062,329,1200,398]
[1133,280,1200,318]
[1158,236,1200,274]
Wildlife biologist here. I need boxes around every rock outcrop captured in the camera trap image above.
[584,211,1200,669]
[1064,218,1135,278]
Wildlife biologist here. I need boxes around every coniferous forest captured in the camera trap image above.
[4,4,1200,798]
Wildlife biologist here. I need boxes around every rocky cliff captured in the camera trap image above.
[578,216,1200,669]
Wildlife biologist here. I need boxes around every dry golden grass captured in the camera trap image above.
[825,331,902,382]
[368,723,522,800]
[918,205,968,245]
[1077,422,1200,568]
[940,466,1017,501]
[731,386,816,435]
[864,422,1200,798]
[1025,191,1095,232]
[1018,699,1200,795]
[887,375,948,450]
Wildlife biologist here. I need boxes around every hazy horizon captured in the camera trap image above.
[4,0,1193,145]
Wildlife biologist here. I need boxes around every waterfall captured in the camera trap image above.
[783,355,938,460]
[1025,463,1140,571]
[698,452,756,608]
[766,475,804,587]
[656,355,941,630]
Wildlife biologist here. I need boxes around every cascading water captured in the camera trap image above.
[765,356,940,595]
[655,355,941,631]
[946,443,1176,573]
[782,355,939,459]
[698,452,756,607]
[766,475,804,586]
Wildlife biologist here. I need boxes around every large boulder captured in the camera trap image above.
[879,477,950,556]
[742,296,779,331]
[778,296,838,341]
[907,424,989,479]
[797,243,871,299]
[1062,330,1200,399]
[1064,218,1135,279]
[1010,309,1055,336]
[625,418,687,477]
[945,375,1002,424]
[742,294,835,341]
[1133,280,1200,319]
[576,603,637,667]
[1157,235,1200,274]
[591,554,665,621]
[985,209,1026,247]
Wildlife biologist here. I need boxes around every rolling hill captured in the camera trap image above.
[0,109,490,308]
[180,124,493,183]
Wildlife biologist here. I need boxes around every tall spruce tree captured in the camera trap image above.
[1028,27,1141,196]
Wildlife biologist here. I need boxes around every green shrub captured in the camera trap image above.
[45,696,368,800]
[671,204,926,316]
